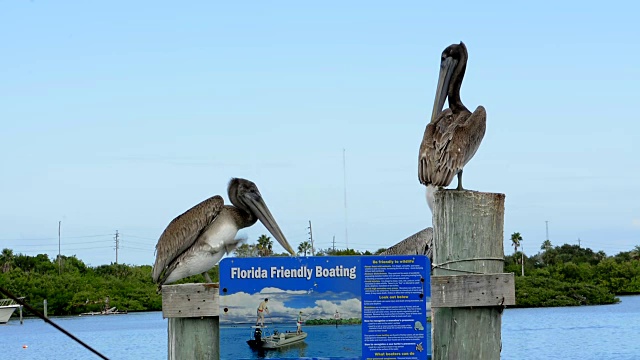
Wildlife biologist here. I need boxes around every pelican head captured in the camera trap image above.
[228,178,295,255]
[430,41,468,122]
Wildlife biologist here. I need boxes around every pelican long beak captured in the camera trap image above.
[430,56,457,122]
[246,195,296,256]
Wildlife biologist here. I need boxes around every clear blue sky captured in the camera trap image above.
[1,1,638,266]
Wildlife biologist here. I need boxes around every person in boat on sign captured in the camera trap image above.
[296,311,305,335]
[256,298,269,327]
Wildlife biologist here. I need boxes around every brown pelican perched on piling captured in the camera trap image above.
[418,42,486,211]
[152,178,295,286]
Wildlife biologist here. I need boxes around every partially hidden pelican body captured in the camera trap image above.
[418,42,486,211]
[152,178,295,287]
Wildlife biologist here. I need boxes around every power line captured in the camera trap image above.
[120,239,153,247]
[119,244,147,249]
[65,234,115,239]
[0,237,56,241]
[66,246,114,250]
[114,230,119,264]
[119,234,157,241]
[343,148,349,250]
[17,240,112,246]
[13,246,115,253]
[58,221,62,275]
[0,234,115,241]
[120,246,149,251]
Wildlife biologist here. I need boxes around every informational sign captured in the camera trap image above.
[361,256,429,360]
[219,255,429,360]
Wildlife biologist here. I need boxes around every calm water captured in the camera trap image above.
[1,295,638,359]
[220,324,365,359]
[501,295,640,360]
[0,311,166,359]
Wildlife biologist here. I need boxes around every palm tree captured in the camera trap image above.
[0,248,14,273]
[540,239,552,251]
[256,235,273,257]
[511,232,522,253]
[298,241,312,256]
[510,232,524,275]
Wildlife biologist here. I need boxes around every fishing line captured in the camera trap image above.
[0,285,110,360]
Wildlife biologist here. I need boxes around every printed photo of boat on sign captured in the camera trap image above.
[218,256,364,360]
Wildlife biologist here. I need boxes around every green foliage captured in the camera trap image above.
[1,248,14,273]
[234,234,277,257]
[541,239,553,251]
[256,235,274,257]
[316,248,373,256]
[514,276,618,307]
[2,239,638,314]
[297,241,312,256]
[0,249,164,316]
[510,232,522,253]
[507,242,640,307]
[234,243,259,258]
[374,248,387,255]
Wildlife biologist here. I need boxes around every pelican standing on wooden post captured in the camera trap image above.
[418,42,487,212]
[152,178,295,287]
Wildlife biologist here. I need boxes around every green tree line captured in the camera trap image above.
[233,235,386,257]
[505,238,640,307]
[1,235,638,314]
[0,249,217,316]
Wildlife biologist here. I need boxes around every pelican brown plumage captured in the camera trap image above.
[152,178,295,286]
[418,42,486,211]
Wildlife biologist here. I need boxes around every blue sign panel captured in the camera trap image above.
[219,255,430,360]
[361,256,429,360]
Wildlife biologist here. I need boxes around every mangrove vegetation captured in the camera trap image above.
[505,241,640,307]
[0,237,638,315]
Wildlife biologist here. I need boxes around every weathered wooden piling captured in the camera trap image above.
[431,190,515,360]
[43,299,47,318]
[161,283,220,360]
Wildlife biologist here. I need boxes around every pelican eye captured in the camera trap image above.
[247,188,261,198]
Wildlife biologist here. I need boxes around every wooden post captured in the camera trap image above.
[161,283,220,360]
[19,305,23,325]
[431,190,514,360]
[43,299,47,318]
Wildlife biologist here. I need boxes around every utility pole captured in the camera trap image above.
[115,230,120,264]
[545,220,549,241]
[332,236,336,253]
[521,251,525,277]
[578,238,581,247]
[308,221,314,256]
[343,148,349,250]
[58,221,61,275]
